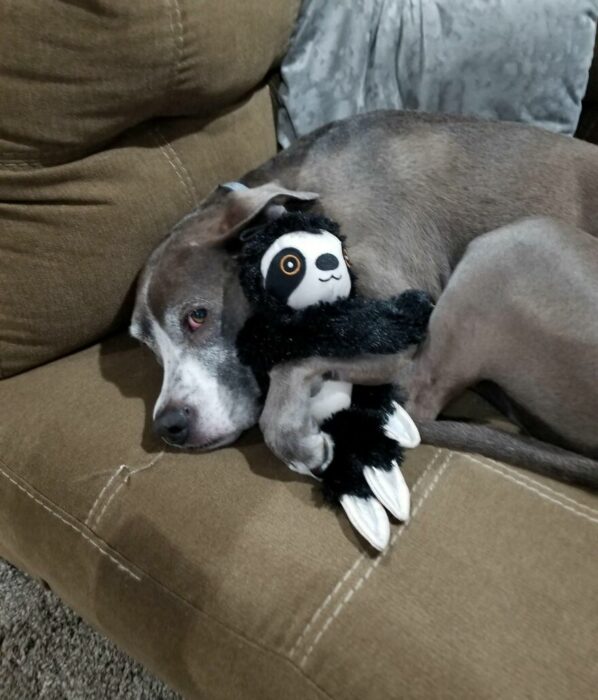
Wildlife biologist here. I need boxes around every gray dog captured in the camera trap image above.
[131,111,598,487]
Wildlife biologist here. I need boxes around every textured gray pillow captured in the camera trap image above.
[278,0,598,147]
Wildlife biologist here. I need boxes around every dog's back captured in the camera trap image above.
[247,110,598,297]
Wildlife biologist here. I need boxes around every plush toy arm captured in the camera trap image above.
[388,289,435,337]
[236,289,434,380]
[291,289,434,358]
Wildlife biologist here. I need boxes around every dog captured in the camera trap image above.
[130,110,598,486]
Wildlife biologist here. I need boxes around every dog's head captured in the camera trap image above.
[130,182,319,450]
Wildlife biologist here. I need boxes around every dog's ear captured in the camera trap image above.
[215,182,319,240]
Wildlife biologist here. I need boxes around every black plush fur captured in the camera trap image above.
[237,213,432,397]
[237,290,433,396]
[320,386,402,502]
[235,212,433,508]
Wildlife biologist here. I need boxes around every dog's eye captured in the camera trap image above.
[187,308,208,331]
[279,254,301,276]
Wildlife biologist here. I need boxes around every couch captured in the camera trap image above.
[1,3,597,698]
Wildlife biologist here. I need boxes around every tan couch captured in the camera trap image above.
[1,3,597,698]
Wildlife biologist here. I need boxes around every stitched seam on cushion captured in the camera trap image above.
[289,448,443,660]
[85,464,127,527]
[85,452,166,530]
[288,553,365,660]
[164,0,184,98]
[0,143,101,168]
[299,451,453,668]
[464,455,598,525]
[151,127,197,207]
[0,457,334,699]
[128,560,336,700]
[93,480,127,529]
[481,456,598,516]
[92,452,166,530]
[0,161,46,170]
[171,0,184,89]
[0,458,141,581]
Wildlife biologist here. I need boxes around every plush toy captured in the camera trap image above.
[236,212,433,550]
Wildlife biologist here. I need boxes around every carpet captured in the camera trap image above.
[0,558,180,699]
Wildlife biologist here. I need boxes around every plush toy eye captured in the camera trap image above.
[280,254,302,276]
[187,307,208,331]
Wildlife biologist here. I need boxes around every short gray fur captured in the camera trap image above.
[278,0,598,147]
[132,110,598,489]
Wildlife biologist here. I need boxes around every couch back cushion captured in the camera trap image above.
[0,0,299,377]
[0,0,298,164]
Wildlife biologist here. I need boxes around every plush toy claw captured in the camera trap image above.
[384,401,421,448]
[340,496,390,552]
[316,386,418,551]
[363,459,411,522]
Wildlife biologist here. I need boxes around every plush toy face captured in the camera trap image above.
[259,230,351,310]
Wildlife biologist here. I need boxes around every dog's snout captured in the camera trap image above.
[154,407,189,445]
[315,253,339,271]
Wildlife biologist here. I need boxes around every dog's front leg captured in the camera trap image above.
[260,354,409,472]
[259,361,333,475]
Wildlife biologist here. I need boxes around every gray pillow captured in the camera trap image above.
[278,0,598,147]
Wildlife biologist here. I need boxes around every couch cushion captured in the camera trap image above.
[0,87,278,378]
[1,335,596,699]
[0,0,299,164]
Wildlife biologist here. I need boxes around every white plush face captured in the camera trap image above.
[259,230,351,309]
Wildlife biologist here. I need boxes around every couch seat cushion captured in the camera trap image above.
[0,335,597,699]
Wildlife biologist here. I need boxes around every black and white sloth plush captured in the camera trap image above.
[236,212,433,551]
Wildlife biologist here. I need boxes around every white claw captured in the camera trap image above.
[384,401,421,448]
[363,461,411,522]
[339,495,390,552]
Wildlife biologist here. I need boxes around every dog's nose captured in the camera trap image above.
[315,253,339,271]
[154,408,189,445]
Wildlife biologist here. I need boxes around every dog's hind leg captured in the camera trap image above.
[403,271,487,423]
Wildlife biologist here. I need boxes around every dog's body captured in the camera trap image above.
[131,110,598,485]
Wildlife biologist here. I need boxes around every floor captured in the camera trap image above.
[0,558,180,699]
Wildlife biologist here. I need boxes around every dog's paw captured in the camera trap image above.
[260,414,335,478]
[287,431,335,479]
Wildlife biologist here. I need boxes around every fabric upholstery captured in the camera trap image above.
[0,0,300,378]
[1,3,598,698]
[0,335,596,699]
[277,0,598,147]
[0,0,299,163]
[0,89,278,378]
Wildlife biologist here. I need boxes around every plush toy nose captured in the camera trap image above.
[315,253,339,271]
